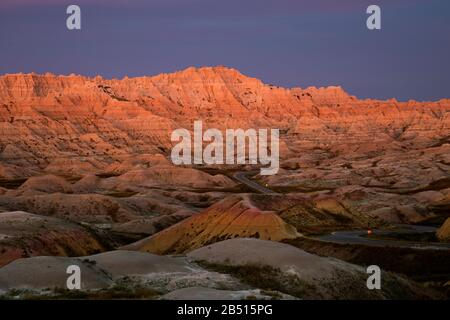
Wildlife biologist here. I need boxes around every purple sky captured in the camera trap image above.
[1,0,449,101]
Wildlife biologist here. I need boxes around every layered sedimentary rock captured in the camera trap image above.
[0,240,437,299]
[0,211,106,267]
[0,66,449,261]
[0,67,449,299]
[1,66,449,179]
[187,238,437,299]
[437,218,450,242]
[122,194,300,254]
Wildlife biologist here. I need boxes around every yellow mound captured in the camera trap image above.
[122,194,299,254]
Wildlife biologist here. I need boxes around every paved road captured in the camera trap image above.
[233,171,277,194]
[233,171,449,250]
[313,224,450,250]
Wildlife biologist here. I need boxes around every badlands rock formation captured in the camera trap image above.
[188,238,436,299]
[0,66,449,178]
[0,66,449,237]
[0,211,105,267]
[437,218,450,242]
[0,241,437,300]
[0,66,449,299]
[0,248,273,299]
[122,194,300,254]
[123,193,383,254]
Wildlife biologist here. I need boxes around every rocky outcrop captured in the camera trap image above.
[0,242,438,300]
[0,249,247,299]
[0,211,106,267]
[187,238,437,299]
[1,67,449,178]
[1,67,448,300]
[437,218,450,242]
[122,194,300,254]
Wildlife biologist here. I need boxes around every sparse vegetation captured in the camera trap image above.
[197,261,319,299]
[1,285,161,300]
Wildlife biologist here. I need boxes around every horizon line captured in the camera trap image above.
[1,65,449,104]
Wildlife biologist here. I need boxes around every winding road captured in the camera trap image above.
[233,171,449,250]
[313,225,450,250]
[233,171,278,194]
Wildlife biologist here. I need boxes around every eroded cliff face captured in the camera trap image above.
[0,67,448,299]
[0,66,449,274]
[1,66,449,178]
[1,67,450,224]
